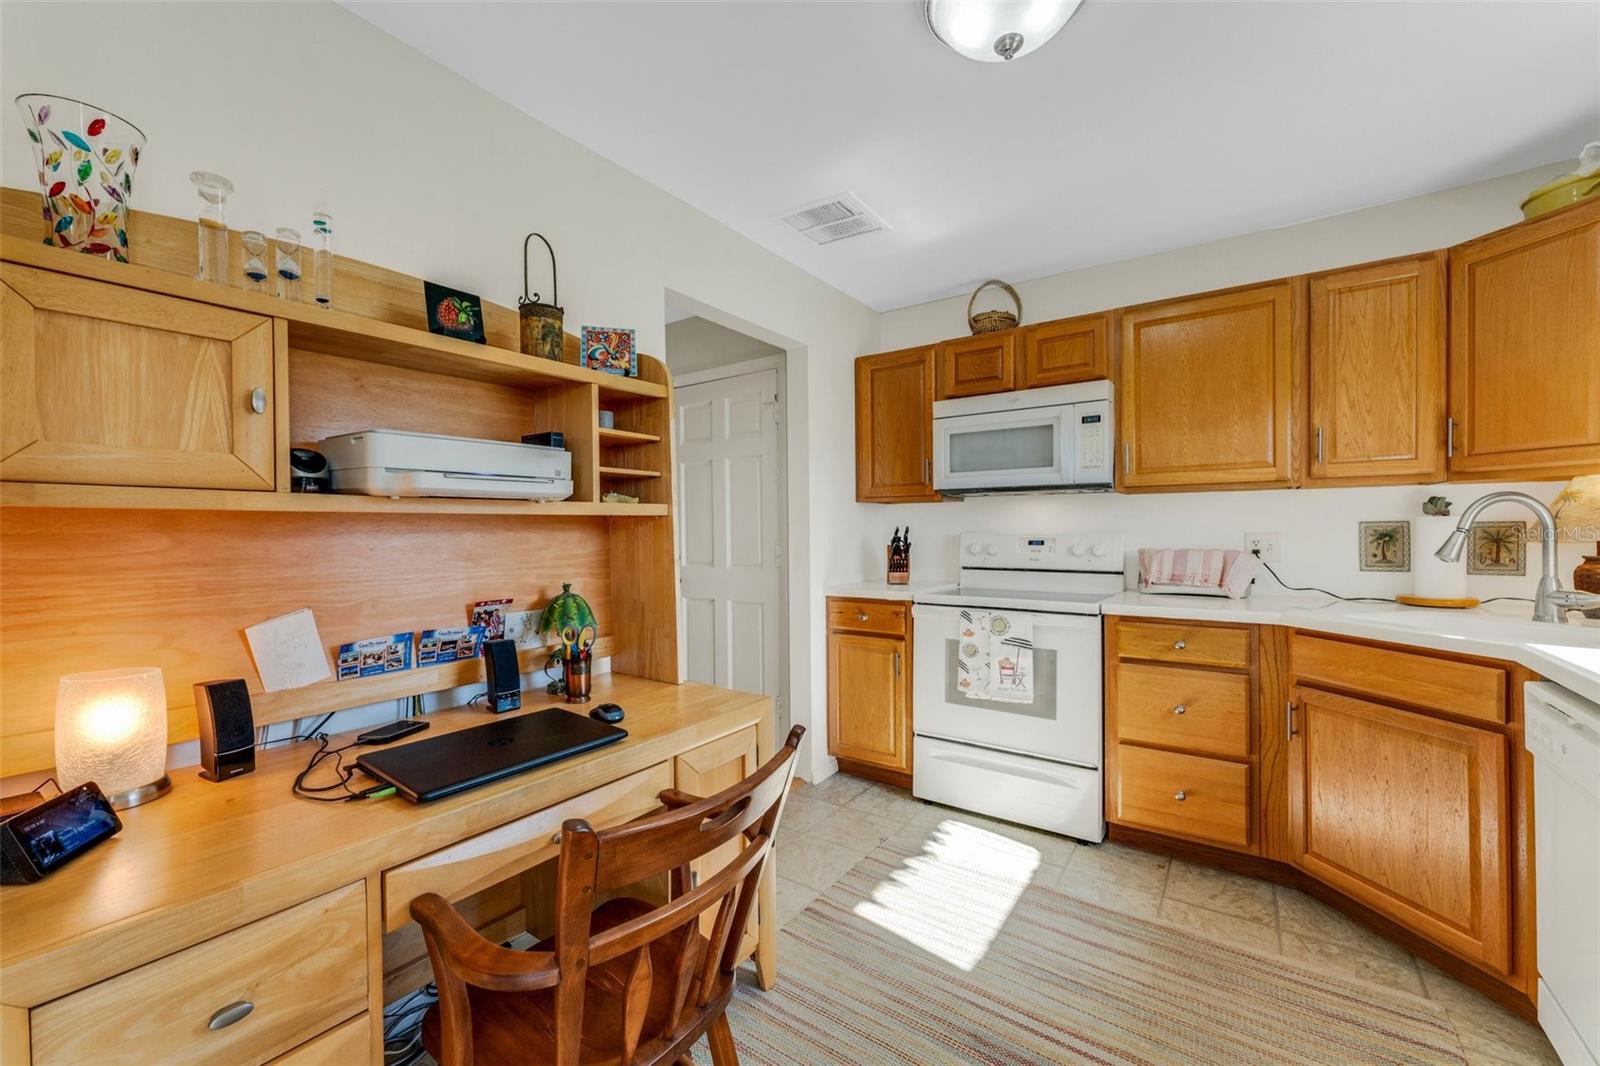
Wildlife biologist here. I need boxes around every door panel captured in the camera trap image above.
[827,631,908,772]
[855,347,938,501]
[1449,200,1600,479]
[1289,686,1510,972]
[1020,313,1111,388]
[1,264,275,489]
[1307,253,1445,483]
[937,332,1015,399]
[1117,280,1298,489]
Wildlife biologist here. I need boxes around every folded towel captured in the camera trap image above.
[1139,548,1258,599]
[955,609,1034,703]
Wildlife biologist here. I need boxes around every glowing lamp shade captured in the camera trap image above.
[55,667,172,809]
[925,0,1084,62]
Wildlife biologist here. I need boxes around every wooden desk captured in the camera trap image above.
[0,675,774,1066]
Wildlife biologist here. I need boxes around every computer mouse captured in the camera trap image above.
[590,703,625,724]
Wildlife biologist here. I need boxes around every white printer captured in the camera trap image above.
[319,429,574,501]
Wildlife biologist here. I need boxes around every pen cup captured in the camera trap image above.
[563,652,592,704]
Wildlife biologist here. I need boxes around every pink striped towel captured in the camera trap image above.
[1138,548,1258,598]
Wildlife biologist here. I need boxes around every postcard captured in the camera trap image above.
[417,625,484,665]
[469,598,514,640]
[337,631,414,681]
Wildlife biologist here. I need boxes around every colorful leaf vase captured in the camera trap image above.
[14,94,145,261]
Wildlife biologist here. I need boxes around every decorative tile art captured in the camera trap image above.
[1358,520,1411,572]
[1466,521,1528,576]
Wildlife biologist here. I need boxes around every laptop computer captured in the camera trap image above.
[356,707,628,803]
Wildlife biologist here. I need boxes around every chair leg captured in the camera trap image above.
[707,1012,739,1066]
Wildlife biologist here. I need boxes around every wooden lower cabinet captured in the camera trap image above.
[1287,685,1510,973]
[826,597,912,785]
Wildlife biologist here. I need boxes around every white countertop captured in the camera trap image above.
[825,580,957,602]
[1102,591,1600,698]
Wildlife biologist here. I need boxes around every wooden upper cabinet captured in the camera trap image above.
[936,331,1015,399]
[1306,253,1445,484]
[1288,686,1510,973]
[1448,199,1600,480]
[1117,280,1300,489]
[856,346,939,502]
[1,264,276,490]
[1019,312,1112,388]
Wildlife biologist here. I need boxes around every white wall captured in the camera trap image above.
[853,164,1586,604]
[0,1,880,782]
[665,316,783,377]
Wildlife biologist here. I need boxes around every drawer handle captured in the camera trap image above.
[1173,790,1187,802]
[208,1001,254,1031]
[249,387,267,415]
[1173,704,1187,716]
[857,612,869,622]
[1172,640,1187,651]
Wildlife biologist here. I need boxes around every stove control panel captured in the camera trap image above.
[960,532,1124,572]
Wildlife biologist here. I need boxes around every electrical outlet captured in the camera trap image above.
[1244,532,1282,562]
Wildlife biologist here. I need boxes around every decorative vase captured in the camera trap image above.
[15,94,145,262]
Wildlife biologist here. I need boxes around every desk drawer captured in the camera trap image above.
[267,1014,371,1065]
[827,597,908,637]
[382,761,672,931]
[1114,744,1250,849]
[1115,662,1250,757]
[1116,619,1251,669]
[31,882,367,1066]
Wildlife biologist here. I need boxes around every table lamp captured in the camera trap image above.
[1553,474,1600,618]
[55,666,172,809]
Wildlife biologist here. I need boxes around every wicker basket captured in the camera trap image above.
[967,279,1022,334]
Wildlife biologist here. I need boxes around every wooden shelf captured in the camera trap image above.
[598,427,663,446]
[599,466,663,480]
[1,482,669,517]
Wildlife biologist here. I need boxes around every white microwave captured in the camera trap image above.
[932,380,1114,494]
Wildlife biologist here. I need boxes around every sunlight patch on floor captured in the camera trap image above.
[851,819,1038,971]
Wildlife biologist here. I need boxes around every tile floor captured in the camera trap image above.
[774,773,1562,1066]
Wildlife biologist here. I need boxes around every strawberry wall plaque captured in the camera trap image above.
[424,281,487,344]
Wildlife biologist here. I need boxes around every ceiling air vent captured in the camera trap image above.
[778,193,889,245]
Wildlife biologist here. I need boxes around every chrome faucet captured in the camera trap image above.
[1434,491,1600,624]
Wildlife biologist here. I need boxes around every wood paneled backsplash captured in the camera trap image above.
[0,509,612,774]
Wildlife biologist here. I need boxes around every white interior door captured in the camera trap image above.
[676,368,783,703]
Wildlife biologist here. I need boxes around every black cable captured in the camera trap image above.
[1254,555,1397,604]
[256,713,338,751]
[291,734,370,803]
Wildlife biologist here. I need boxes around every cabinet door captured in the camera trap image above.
[1019,313,1111,389]
[937,332,1015,399]
[827,631,909,773]
[1,264,275,490]
[1288,687,1510,972]
[1117,281,1299,489]
[1307,253,1445,483]
[855,347,939,502]
[1448,200,1600,479]
[675,727,762,953]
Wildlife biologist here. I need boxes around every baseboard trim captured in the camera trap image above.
[835,757,911,790]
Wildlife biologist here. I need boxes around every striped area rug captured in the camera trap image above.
[708,822,1466,1065]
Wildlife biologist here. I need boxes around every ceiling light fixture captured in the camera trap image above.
[925,0,1084,63]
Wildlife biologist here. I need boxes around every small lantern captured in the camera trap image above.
[519,232,564,362]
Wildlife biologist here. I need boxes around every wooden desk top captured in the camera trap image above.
[0,675,770,1006]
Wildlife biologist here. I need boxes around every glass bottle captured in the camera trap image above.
[240,230,268,294]
[311,212,333,308]
[274,227,302,301]
[190,171,233,283]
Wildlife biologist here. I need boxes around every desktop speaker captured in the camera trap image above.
[481,639,522,714]
[194,679,256,782]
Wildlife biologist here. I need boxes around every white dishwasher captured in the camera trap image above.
[1525,681,1600,1066]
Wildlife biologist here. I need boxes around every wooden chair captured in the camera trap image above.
[412,724,805,1066]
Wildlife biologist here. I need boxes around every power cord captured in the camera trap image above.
[290,733,395,803]
[383,983,438,1065]
[1251,549,1535,608]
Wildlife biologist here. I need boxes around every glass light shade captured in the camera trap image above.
[56,667,171,808]
[1552,475,1600,542]
[926,0,1084,62]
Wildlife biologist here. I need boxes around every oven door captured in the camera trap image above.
[911,603,1102,768]
[933,404,1073,493]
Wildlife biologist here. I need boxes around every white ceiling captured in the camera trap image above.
[346,1,1600,311]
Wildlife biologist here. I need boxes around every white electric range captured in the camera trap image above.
[912,531,1124,842]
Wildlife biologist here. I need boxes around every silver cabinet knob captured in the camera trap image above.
[249,387,267,414]
[1173,790,1187,802]
[208,1001,254,1031]
[1173,640,1187,650]
[1173,704,1187,715]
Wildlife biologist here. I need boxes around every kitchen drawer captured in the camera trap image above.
[30,882,367,1066]
[1115,662,1250,758]
[382,762,672,931]
[1291,632,1506,725]
[1116,619,1251,670]
[267,1015,371,1065]
[827,597,909,637]
[1114,744,1250,849]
